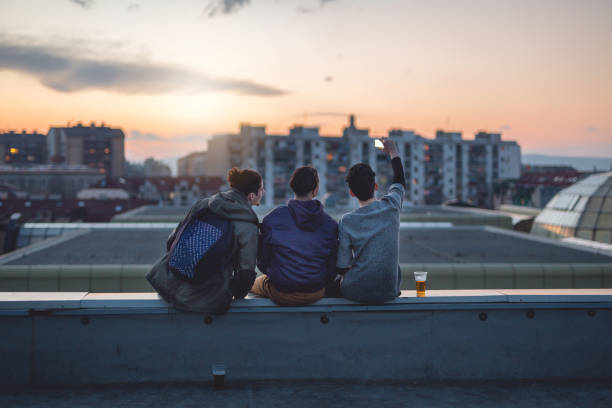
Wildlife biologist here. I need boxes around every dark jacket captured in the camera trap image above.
[258,199,338,293]
[146,189,259,314]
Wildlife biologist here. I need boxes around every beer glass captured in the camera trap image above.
[414,271,427,297]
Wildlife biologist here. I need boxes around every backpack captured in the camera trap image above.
[167,208,234,282]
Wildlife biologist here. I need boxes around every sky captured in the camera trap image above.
[0,0,611,162]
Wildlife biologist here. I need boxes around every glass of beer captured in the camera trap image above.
[414,271,427,297]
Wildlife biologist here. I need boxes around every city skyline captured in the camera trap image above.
[0,0,610,161]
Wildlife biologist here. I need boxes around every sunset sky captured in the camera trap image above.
[0,0,610,162]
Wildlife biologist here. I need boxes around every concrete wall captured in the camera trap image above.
[1,290,611,385]
[1,263,611,292]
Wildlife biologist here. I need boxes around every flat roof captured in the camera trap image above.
[6,228,171,265]
[3,225,611,266]
[399,228,612,263]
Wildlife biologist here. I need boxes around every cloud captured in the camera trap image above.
[129,131,210,143]
[205,0,250,18]
[127,3,140,11]
[0,37,289,96]
[499,125,512,131]
[296,6,315,14]
[296,0,339,14]
[584,127,611,140]
[129,131,162,141]
[287,112,349,119]
[70,0,94,8]
[325,75,333,82]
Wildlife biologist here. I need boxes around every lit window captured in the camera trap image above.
[104,148,110,154]
[327,153,333,161]
[9,148,18,154]
[89,148,96,154]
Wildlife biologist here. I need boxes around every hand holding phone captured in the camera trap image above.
[380,138,399,159]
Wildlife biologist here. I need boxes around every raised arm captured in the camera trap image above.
[381,138,406,188]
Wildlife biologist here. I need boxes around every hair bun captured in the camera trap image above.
[227,167,262,197]
[227,167,240,183]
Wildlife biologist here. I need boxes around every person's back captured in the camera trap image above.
[253,166,338,305]
[146,167,265,313]
[335,139,405,303]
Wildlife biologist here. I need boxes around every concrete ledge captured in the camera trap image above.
[2,289,612,313]
[1,290,611,385]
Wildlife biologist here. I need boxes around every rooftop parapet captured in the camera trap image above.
[1,290,611,385]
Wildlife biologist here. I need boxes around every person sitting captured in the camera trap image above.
[252,166,338,305]
[147,167,264,314]
[332,138,406,303]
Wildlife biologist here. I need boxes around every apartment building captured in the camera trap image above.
[0,131,47,165]
[203,116,521,208]
[47,122,125,178]
[177,151,207,176]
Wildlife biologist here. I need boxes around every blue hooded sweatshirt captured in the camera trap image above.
[257,199,338,293]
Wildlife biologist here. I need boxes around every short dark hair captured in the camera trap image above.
[227,167,262,196]
[345,163,376,201]
[290,166,319,197]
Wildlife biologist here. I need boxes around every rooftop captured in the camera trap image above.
[3,224,611,266]
[5,225,172,265]
[399,228,612,263]
[2,379,611,408]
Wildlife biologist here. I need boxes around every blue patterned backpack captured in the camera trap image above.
[167,208,233,282]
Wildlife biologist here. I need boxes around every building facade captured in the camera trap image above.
[203,116,521,208]
[47,123,125,178]
[177,151,207,177]
[0,131,47,165]
[0,165,106,199]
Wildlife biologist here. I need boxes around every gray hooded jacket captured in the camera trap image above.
[146,188,259,314]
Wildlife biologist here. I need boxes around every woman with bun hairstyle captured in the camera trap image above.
[147,167,264,314]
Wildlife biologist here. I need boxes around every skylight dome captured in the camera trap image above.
[531,172,612,244]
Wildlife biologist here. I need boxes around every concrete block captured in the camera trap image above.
[514,264,544,289]
[90,265,122,292]
[483,264,514,289]
[0,265,30,291]
[602,264,612,288]
[571,264,604,289]
[59,265,92,292]
[453,264,485,289]
[121,265,153,292]
[543,264,574,288]
[420,264,454,290]
[28,265,61,291]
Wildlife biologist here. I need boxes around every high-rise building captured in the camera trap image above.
[177,151,207,177]
[203,117,521,208]
[47,122,125,178]
[0,131,47,165]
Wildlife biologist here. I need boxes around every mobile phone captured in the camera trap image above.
[374,139,384,149]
